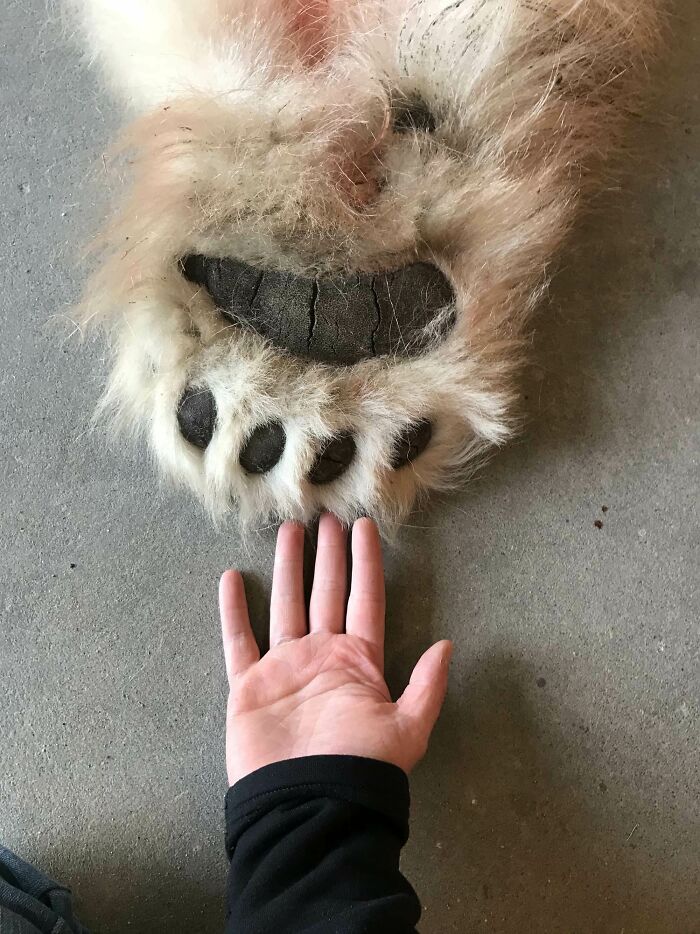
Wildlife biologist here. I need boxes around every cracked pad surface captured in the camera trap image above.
[182,256,455,366]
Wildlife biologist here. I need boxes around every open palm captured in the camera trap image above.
[220,516,452,785]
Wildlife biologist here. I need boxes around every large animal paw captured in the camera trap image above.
[75,0,656,527]
[98,249,511,527]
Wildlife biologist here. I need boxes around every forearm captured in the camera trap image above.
[224,755,420,934]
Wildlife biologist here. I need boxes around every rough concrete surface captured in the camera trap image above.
[0,2,698,932]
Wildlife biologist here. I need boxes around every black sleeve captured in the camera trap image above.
[224,755,421,933]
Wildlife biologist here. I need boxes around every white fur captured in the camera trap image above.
[67,0,660,528]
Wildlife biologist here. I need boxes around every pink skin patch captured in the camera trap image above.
[282,1,390,206]
[286,0,332,66]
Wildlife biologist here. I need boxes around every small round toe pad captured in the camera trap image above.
[239,421,286,475]
[177,386,217,450]
[391,419,432,468]
[308,433,356,485]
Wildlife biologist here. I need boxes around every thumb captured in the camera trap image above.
[397,640,452,741]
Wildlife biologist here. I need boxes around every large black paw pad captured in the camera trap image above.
[180,254,454,366]
[308,433,356,485]
[239,421,286,475]
[177,386,217,450]
[390,419,432,468]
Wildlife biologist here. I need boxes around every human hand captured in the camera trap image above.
[220,514,452,786]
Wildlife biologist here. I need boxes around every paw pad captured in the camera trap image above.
[177,387,217,450]
[391,419,433,468]
[239,421,286,475]
[181,255,455,366]
[308,433,357,485]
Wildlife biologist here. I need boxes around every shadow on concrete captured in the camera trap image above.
[407,653,699,934]
[41,847,226,934]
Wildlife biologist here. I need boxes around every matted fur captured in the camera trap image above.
[67,0,660,528]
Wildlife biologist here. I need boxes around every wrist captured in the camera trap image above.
[226,754,411,856]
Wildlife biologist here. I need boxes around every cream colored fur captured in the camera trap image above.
[67,0,660,528]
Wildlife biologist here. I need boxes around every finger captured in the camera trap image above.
[396,640,452,741]
[219,570,260,683]
[270,521,307,645]
[309,513,348,633]
[346,518,385,668]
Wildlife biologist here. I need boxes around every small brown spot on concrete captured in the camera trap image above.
[536,677,546,688]
[594,520,604,529]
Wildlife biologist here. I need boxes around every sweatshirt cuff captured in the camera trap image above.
[225,755,410,856]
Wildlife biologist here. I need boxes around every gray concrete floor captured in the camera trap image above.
[1,2,698,932]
